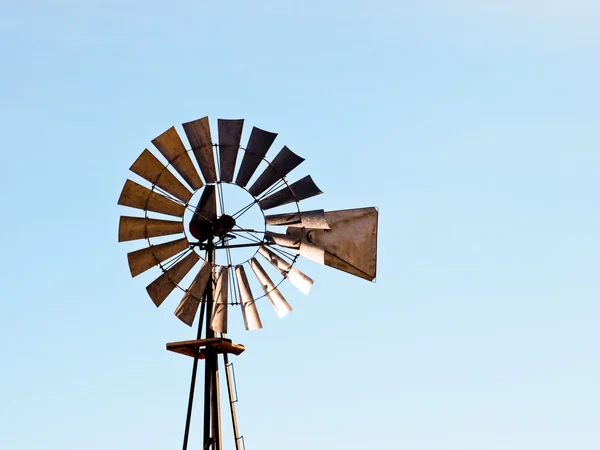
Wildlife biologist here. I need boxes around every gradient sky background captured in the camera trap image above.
[1,1,599,449]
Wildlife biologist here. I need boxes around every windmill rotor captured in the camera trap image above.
[117,115,379,449]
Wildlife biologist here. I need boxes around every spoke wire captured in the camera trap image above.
[231,178,286,219]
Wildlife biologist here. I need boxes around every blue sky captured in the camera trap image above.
[1,1,599,449]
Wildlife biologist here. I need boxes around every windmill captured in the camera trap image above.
[117,116,378,449]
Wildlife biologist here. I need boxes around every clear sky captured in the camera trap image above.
[1,1,599,449]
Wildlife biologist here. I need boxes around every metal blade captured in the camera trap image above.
[146,251,200,307]
[175,261,212,326]
[248,146,303,197]
[118,179,185,217]
[129,149,193,202]
[188,185,217,242]
[258,246,313,295]
[152,126,203,190]
[249,258,292,318]
[235,127,277,187]
[118,216,183,242]
[182,116,217,183]
[259,176,323,210]
[210,267,228,333]
[217,119,244,182]
[291,207,378,281]
[127,237,189,277]
[265,209,329,229]
[235,265,263,331]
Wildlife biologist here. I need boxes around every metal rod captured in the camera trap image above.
[204,241,215,448]
[181,290,207,450]
[212,352,222,450]
[214,242,263,250]
[224,355,242,450]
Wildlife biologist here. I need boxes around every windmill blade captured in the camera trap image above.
[291,207,378,281]
[175,261,212,326]
[217,119,244,182]
[152,126,203,190]
[127,237,189,277]
[265,209,329,229]
[188,185,217,242]
[182,116,217,183]
[146,251,200,307]
[248,146,304,197]
[236,265,263,331]
[249,258,292,318]
[129,149,193,203]
[259,176,323,210]
[118,216,183,242]
[258,246,313,295]
[210,267,228,333]
[118,179,186,217]
[235,127,278,187]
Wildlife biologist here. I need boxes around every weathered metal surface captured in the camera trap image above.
[258,246,313,295]
[265,209,329,229]
[210,267,228,333]
[248,146,304,197]
[264,231,300,249]
[217,119,244,182]
[127,237,189,277]
[127,238,190,278]
[152,126,203,190]
[118,216,183,242]
[235,265,263,330]
[118,179,186,217]
[146,251,200,307]
[129,149,193,202]
[189,186,218,241]
[258,175,323,210]
[182,117,217,183]
[235,127,277,187]
[249,258,292,318]
[175,261,212,326]
[291,207,378,281]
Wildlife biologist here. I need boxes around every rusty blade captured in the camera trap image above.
[248,146,304,197]
[258,246,313,295]
[235,127,278,187]
[152,126,203,190]
[182,116,217,183]
[259,176,323,210]
[118,179,186,217]
[118,216,183,242]
[236,265,263,331]
[217,119,244,182]
[265,209,329,229]
[130,149,193,203]
[127,237,189,277]
[175,261,212,326]
[210,267,228,333]
[146,251,200,307]
[249,258,292,318]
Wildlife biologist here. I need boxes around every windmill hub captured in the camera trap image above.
[216,214,236,235]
